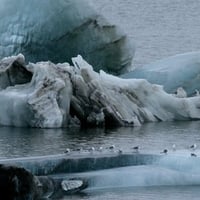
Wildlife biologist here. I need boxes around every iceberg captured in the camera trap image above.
[122,52,200,96]
[0,54,200,128]
[0,0,133,74]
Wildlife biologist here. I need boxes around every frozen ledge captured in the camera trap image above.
[0,54,200,128]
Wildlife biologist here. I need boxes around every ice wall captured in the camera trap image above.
[2,153,200,189]
[0,153,160,175]
[0,0,133,74]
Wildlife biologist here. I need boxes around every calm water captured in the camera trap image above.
[89,0,200,68]
[1,121,200,159]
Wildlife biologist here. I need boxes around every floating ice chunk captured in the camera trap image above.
[122,52,200,96]
[0,54,72,128]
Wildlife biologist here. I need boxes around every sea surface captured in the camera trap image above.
[2,0,200,199]
[1,121,200,159]
[89,0,200,69]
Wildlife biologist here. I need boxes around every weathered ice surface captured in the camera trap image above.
[0,54,72,128]
[0,153,158,175]
[122,52,200,96]
[1,54,200,128]
[0,0,133,74]
[70,55,200,127]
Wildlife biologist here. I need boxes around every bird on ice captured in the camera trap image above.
[195,89,200,96]
[98,146,103,152]
[118,149,123,154]
[172,144,176,151]
[175,87,187,98]
[191,153,197,157]
[64,148,70,154]
[75,147,83,153]
[132,146,139,153]
[160,149,168,154]
[190,144,197,151]
[108,145,115,151]
[89,147,95,153]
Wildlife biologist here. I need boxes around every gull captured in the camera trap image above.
[160,149,168,154]
[195,89,200,96]
[118,149,123,154]
[132,146,139,153]
[98,146,103,152]
[75,147,83,153]
[109,145,115,151]
[176,87,187,98]
[172,144,176,151]
[190,144,197,151]
[89,147,95,153]
[64,148,70,154]
[133,146,139,150]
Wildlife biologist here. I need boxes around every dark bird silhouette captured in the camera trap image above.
[132,146,139,153]
[109,145,115,151]
[118,149,123,154]
[133,146,139,150]
[191,153,197,157]
[75,147,83,153]
[161,149,168,154]
[190,144,197,151]
[64,148,70,154]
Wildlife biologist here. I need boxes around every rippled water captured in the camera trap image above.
[1,121,200,159]
[89,0,200,68]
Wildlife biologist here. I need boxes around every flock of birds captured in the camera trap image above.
[64,143,198,157]
[174,87,200,98]
[64,145,138,154]
[160,143,197,157]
